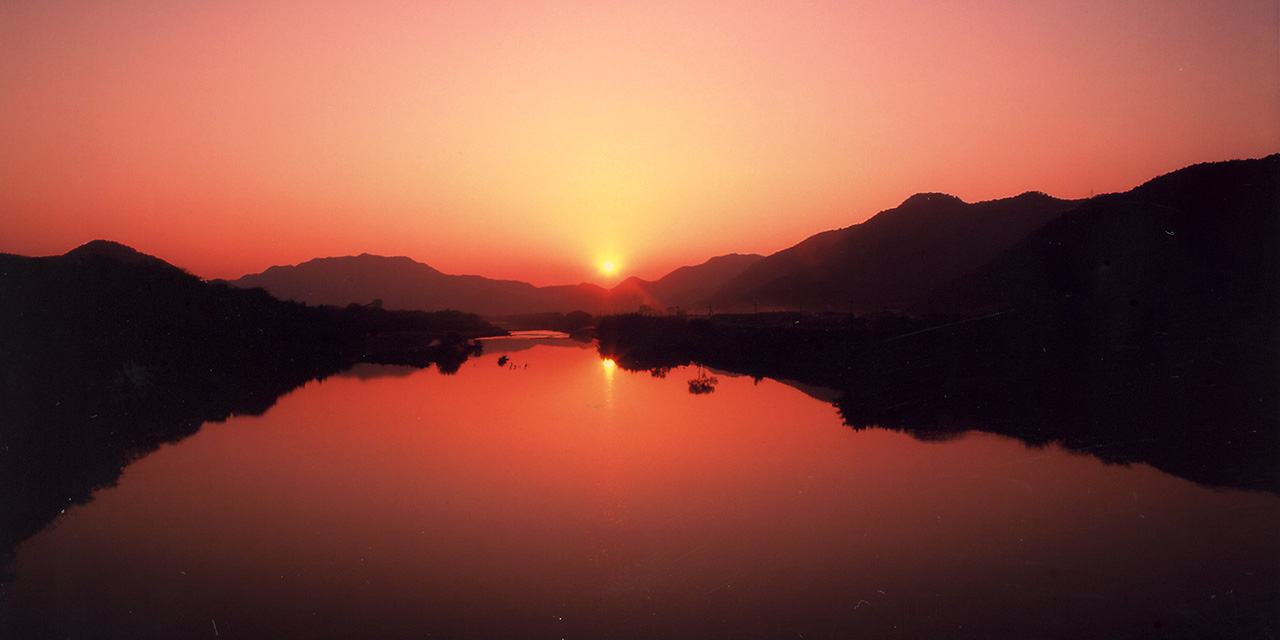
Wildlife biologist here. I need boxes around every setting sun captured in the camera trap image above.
[602,261,615,273]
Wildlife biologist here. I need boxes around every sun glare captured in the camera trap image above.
[601,261,615,273]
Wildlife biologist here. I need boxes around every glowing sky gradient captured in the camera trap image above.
[2,1,1276,285]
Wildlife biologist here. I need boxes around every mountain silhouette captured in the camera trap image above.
[617,253,764,311]
[225,252,763,317]
[61,239,181,269]
[709,191,1077,312]
[704,155,1278,316]
[934,154,1280,322]
[225,254,612,316]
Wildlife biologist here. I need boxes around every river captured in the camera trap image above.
[2,335,1276,639]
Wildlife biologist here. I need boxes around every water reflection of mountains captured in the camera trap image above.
[0,245,497,579]
[597,157,1278,495]
[597,309,1277,496]
[477,331,593,356]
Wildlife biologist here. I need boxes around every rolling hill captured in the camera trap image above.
[225,252,763,317]
[225,254,606,316]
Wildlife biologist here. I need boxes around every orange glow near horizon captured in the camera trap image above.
[1,1,1277,285]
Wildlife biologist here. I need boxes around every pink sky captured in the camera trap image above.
[2,1,1276,285]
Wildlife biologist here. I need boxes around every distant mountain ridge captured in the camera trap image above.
[222,155,1277,318]
[222,191,1081,316]
[228,254,589,316]
[225,252,764,316]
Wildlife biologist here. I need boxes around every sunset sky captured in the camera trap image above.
[2,1,1276,286]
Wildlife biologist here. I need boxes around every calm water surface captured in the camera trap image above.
[4,337,1277,639]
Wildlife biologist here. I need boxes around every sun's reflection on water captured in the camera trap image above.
[601,358,617,406]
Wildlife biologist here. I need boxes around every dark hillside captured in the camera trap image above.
[936,155,1279,320]
[636,253,764,310]
[932,155,1280,427]
[712,191,1075,312]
